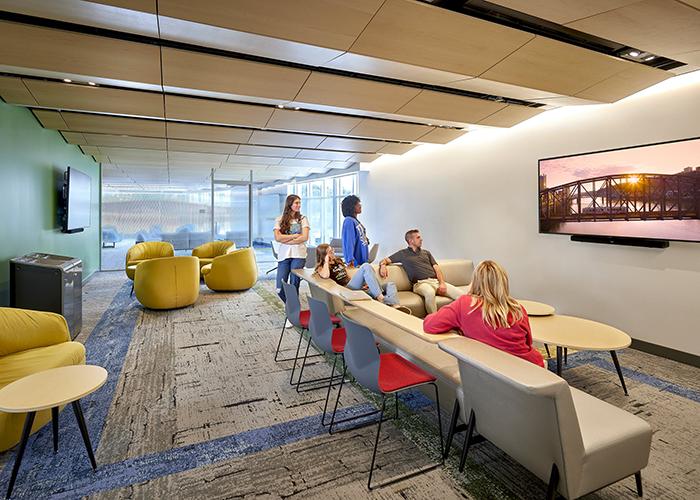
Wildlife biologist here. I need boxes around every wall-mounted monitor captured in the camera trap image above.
[539,137,700,244]
[62,167,92,233]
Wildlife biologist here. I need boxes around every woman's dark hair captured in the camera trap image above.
[341,195,361,218]
[279,194,303,234]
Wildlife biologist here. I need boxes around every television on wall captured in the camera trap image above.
[61,166,92,233]
[538,137,700,244]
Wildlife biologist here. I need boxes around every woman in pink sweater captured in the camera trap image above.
[423,260,544,367]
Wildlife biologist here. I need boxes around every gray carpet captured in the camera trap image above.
[0,272,697,499]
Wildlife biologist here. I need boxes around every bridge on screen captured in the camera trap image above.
[539,172,700,223]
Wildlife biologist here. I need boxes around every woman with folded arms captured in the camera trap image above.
[423,260,544,367]
[315,244,399,306]
[273,194,309,302]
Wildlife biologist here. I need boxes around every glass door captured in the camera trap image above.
[213,182,250,248]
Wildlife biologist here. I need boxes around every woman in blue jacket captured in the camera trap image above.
[341,195,369,267]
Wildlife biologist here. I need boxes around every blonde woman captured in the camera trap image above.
[423,260,544,367]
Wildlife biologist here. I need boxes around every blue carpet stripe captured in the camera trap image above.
[551,351,700,403]
[2,281,698,499]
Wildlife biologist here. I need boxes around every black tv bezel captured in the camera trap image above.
[61,166,91,234]
[537,135,700,245]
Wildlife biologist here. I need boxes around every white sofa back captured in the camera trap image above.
[379,259,474,292]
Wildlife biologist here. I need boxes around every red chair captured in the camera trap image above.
[331,314,444,489]
[274,283,340,385]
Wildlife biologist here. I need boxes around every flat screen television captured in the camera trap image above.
[539,137,700,244]
[62,167,92,233]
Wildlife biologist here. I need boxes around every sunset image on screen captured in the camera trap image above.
[539,137,700,242]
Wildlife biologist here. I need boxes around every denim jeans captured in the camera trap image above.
[277,257,305,301]
[346,263,399,305]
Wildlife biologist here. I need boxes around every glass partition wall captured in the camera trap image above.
[101,172,359,273]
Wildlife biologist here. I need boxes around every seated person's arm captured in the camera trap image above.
[378,257,392,278]
[423,298,462,334]
[433,264,448,295]
[316,254,331,279]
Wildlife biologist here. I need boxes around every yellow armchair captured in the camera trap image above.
[0,307,85,451]
[125,241,174,280]
[192,240,236,270]
[134,256,200,309]
[201,247,258,292]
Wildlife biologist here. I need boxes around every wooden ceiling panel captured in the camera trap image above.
[487,0,638,25]
[164,95,273,128]
[266,109,362,135]
[348,119,434,142]
[477,105,544,127]
[32,109,68,129]
[158,0,383,51]
[225,155,282,165]
[348,153,381,163]
[317,137,386,153]
[168,151,227,163]
[0,21,161,89]
[60,131,87,145]
[378,143,419,155]
[349,0,534,77]
[236,145,301,158]
[296,150,355,161]
[165,122,252,143]
[0,0,159,36]
[0,75,36,105]
[22,79,164,117]
[60,112,166,137]
[249,130,326,149]
[82,133,166,149]
[445,77,560,101]
[327,161,354,169]
[396,90,508,123]
[167,139,239,154]
[480,37,631,97]
[566,0,700,61]
[575,64,671,102]
[415,127,466,144]
[279,158,330,168]
[100,147,168,162]
[161,47,310,104]
[294,72,421,114]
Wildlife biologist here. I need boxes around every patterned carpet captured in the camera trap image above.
[0,272,698,499]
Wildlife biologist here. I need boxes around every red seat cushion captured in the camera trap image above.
[331,327,346,353]
[378,353,436,393]
[330,314,341,325]
[299,309,310,329]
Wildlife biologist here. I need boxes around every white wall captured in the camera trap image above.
[360,71,700,356]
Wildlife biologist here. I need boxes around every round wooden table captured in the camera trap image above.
[0,365,108,498]
[529,315,632,394]
[516,299,555,316]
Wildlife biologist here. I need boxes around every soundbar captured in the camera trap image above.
[570,235,669,248]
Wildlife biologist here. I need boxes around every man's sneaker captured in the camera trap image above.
[392,305,412,315]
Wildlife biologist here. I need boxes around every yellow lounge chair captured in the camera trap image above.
[201,248,258,292]
[125,241,174,280]
[134,256,200,309]
[192,240,235,271]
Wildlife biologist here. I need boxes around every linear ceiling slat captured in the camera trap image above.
[32,109,68,129]
[486,0,639,25]
[0,75,37,105]
[0,21,162,89]
[165,122,253,143]
[60,111,167,137]
[378,143,418,155]
[167,139,239,154]
[61,131,87,145]
[477,105,545,128]
[164,95,273,128]
[574,64,671,102]
[161,47,310,104]
[348,0,535,78]
[415,128,466,144]
[236,145,301,158]
[249,130,326,149]
[316,137,386,153]
[396,90,508,124]
[81,133,166,149]
[348,119,434,142]
[266,108,362,135]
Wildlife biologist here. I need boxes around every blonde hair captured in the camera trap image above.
[469,260,523,329]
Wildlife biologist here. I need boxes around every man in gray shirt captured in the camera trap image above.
[379,229,465,314]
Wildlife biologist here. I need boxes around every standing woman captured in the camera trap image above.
[274,194,310,301]
[341,195,369,267]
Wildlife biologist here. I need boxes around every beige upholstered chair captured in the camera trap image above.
[439,337,651,499]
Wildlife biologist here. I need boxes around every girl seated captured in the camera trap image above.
[423,260,544,367]
[315,243,399,306]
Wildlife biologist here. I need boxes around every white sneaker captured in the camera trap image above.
[285,319,294,328]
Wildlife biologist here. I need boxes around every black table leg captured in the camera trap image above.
[72,401,97,470]
[610,351,629,396]
[6,411,36,499]
[51,407,59,453]
[556,346,562,376]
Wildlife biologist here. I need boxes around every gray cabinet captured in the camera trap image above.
[10,253,82,338]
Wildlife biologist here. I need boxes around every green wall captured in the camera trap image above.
[0,102,100,305]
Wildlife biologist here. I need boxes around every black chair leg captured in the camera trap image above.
[294,336,313,391]
[129,283,134,297]
[545,344,551,358]
[444,399,460,460]
[546,463,559,500]
[328,364,348,433]
[610,350,629,395]
[367,395,388,490]
[273,319,286,362]
[459,410,476,472]
[288,328,306,385]
[6,411,36,499]
[564,347,568,365]
[51,407,59,453]
[431,383,444,461]
[72,401,97,470]
[321,354,339,425]
[635,471,643,497]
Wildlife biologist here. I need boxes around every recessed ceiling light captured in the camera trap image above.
[644,56,655,61]
[276,104,284,108]
[293,107,300,111]
[63,78,72,83]
[88,81,96,86]
[427,123,433,126]
[628,51,640,57]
